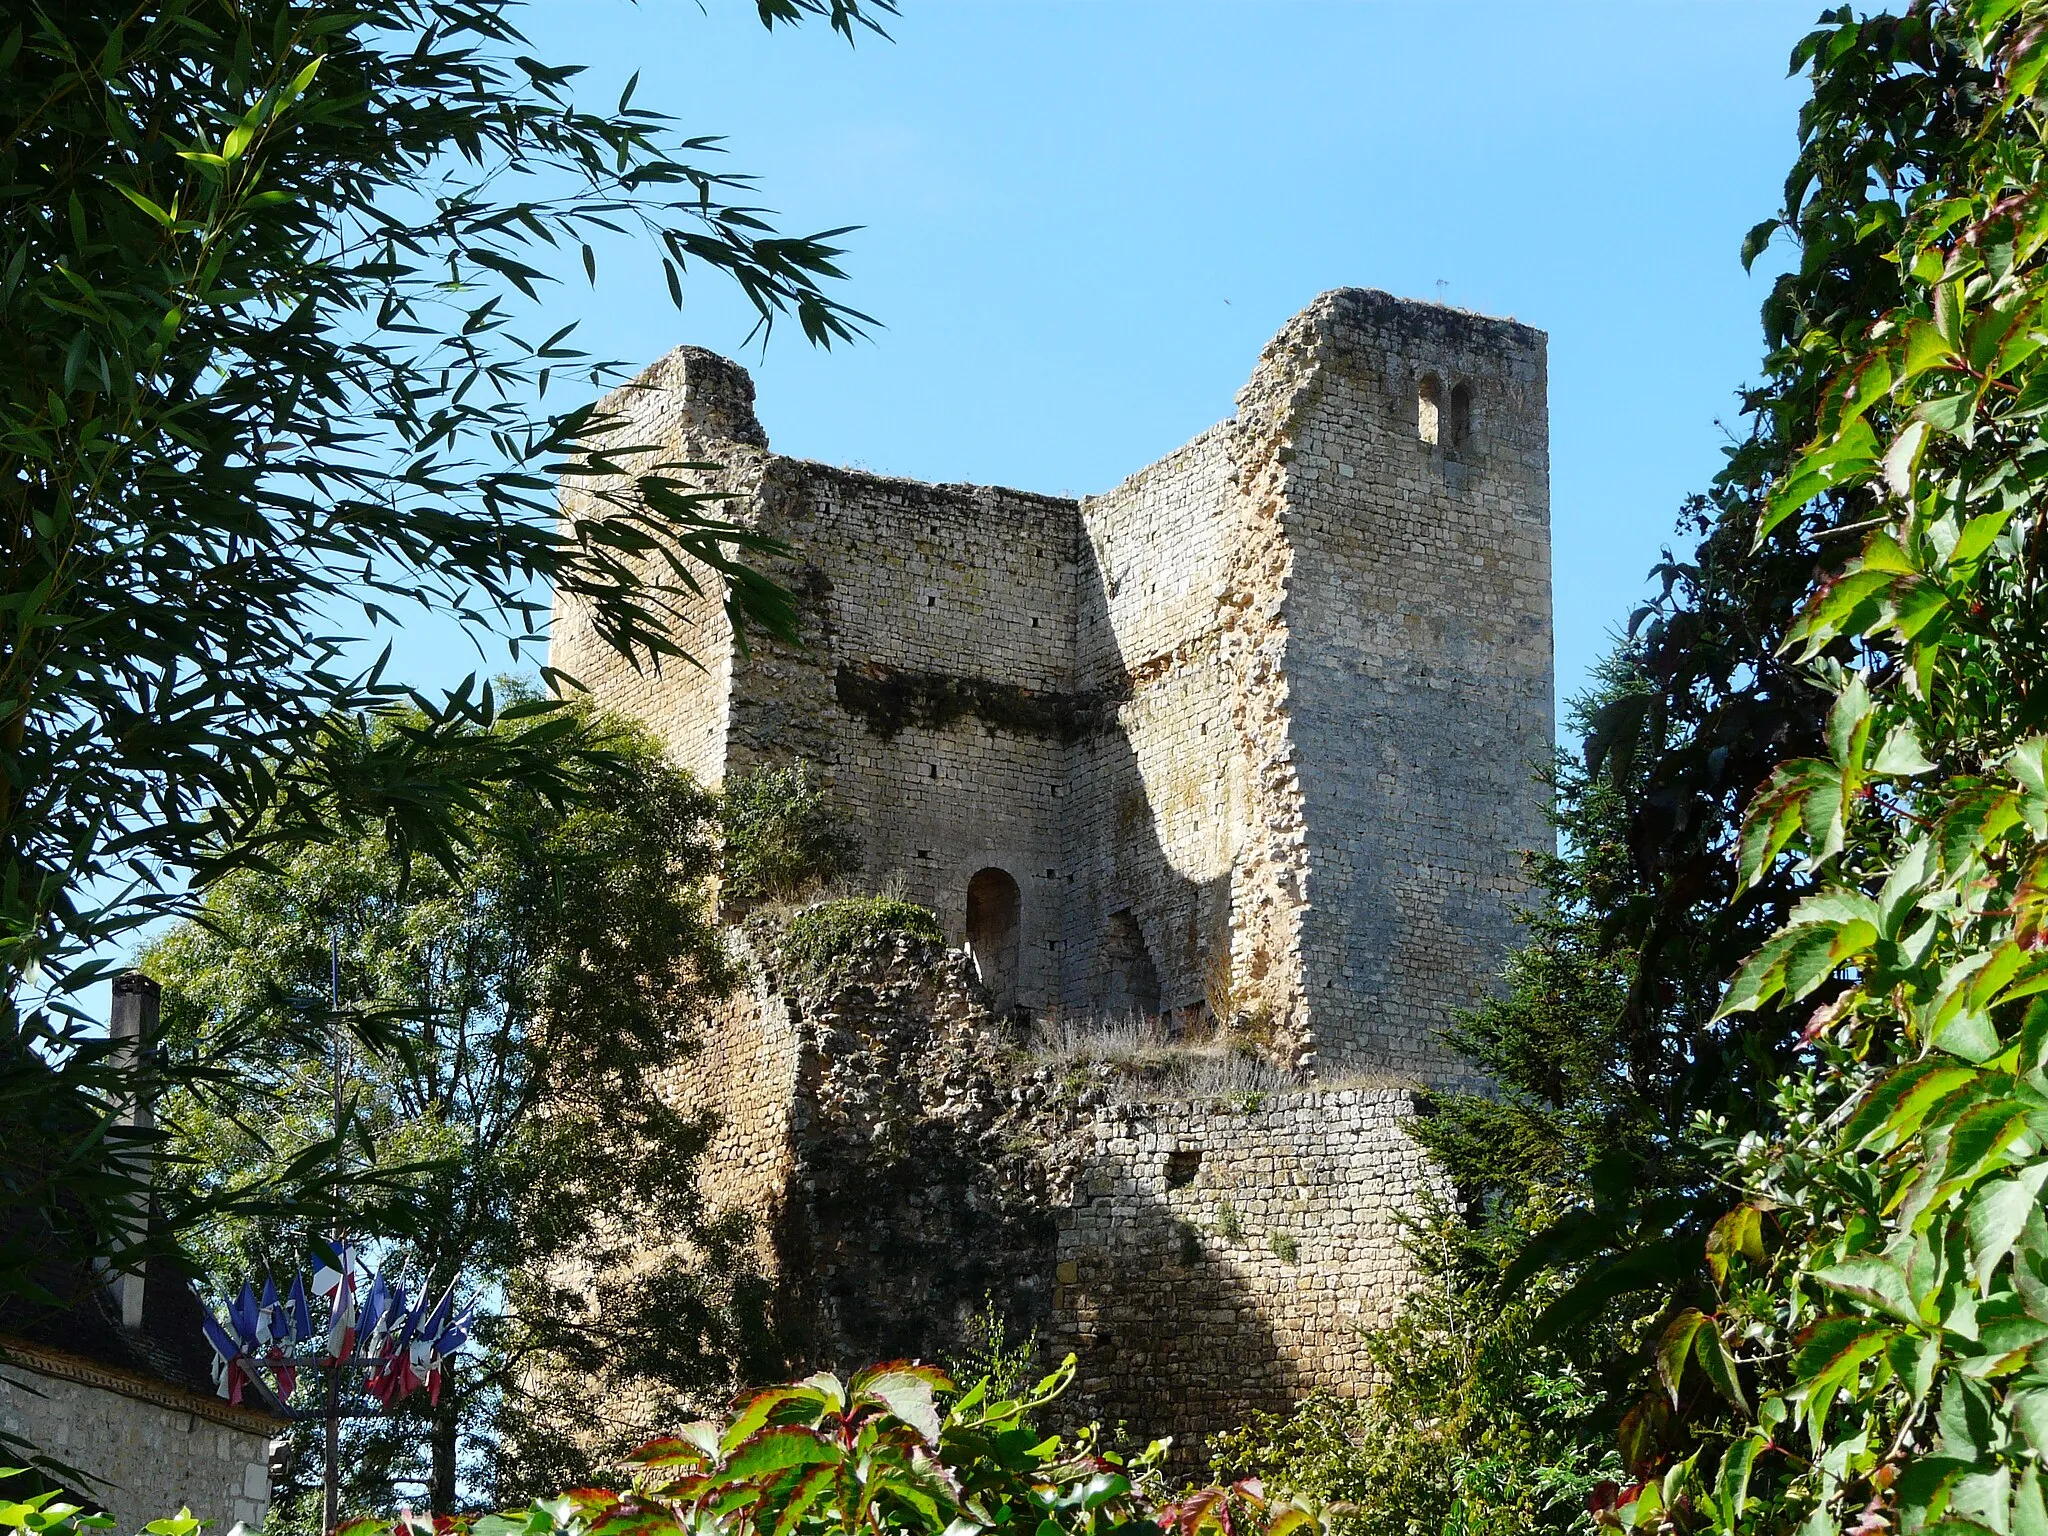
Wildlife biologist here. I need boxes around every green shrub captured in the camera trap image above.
[1210,1204,1622,1536]
[779,896,944,989]
[719,762,862,905]
[945,1298,1040,1407]
[27,1361,1326,1536]
[1267,1230,1298,1264]
[1215,1198,1244,1245]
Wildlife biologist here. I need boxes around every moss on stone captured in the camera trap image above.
[779,896,945,990]
[834,662,1123,743]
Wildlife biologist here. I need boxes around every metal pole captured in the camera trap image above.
[323,934,342,1535]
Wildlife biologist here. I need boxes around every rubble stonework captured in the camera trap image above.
[624,928,1446,1461]
[547,289,1552,1451]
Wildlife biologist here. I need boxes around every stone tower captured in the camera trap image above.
[551,288,1552,1084]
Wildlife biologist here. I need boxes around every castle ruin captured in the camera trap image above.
[547,288,1552,1455]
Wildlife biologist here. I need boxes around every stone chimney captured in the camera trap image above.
[109,971,160,1330]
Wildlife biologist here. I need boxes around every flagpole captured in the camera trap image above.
[324,932,342,1536]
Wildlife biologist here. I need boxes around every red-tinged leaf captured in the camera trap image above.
[1759,418,1881,541]
[1791,1317,1892,1383]
[1968,1165,2048,1292]
[1939,785,2024,873]
[1706,1204,1766,1286]
[2014,852,2048,950]
[1942,1099,2032,1186]
[722,1387,825,1451]
[628,1430,717,1470]
[556,1491,625,1511]
[767,1465,838,1536]
[852,1364,951,1443]
[1694,1322,1749,1416]
[1864,1064,1983,1147]
[721,1427,841,1480]
[1657,1309,1706,1404]
[1715,930,1798,1019]
[1786,568,1894,658]
[1904,316,1961,376]
[1965,939,2033,1010]
[1785,918,1878,1003]
[587,1503,683,1536]
[1812,1256,1922,1325]
[1890,577,1951,641]
[1616,1390,1669,1475]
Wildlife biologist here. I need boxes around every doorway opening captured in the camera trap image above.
[966,868,1022,1014]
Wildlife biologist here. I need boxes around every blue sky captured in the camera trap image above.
[405,0,1821,722]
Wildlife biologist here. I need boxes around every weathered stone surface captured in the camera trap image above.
[545,290,1552,1459]
[619,928,1444,1464]
[551,289,1551,1081]
[0,1350,275,1531]
[1048,1088,1447,1455]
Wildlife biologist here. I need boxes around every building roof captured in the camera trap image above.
[3,1217,288,1432]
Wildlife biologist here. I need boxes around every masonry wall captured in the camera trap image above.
[1048,1090,1445,1457]
[0,1358,272,1532]
[1062,429,1243,1026]
[658,934,803,1260]
[539,288,1555,1472]
[549,291,1552,1070]
[1264,292,1552,1082]
[664,934,1442,1465]
[548,349,766,786]
[726,462,1083,1010]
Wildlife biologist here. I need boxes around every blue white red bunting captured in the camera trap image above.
[194,1246,472,1410]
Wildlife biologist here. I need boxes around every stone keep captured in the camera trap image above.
[553,288,1552,1084]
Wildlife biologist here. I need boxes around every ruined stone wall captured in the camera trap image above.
[1263,292,1552,1082]
[1047,1090,1444,1457]
[763,932,1075,1366]
[724,463,1083,1010]
[662,927,1441,1465]
[548,349,770,786]
[655,933,803,1262]
[0,1352,273,1532]
[1063,430,1242,1025]
[548,293,1552,1068]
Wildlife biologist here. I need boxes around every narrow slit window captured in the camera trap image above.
[1416,374,1442,446]
[1449,382,1473,450]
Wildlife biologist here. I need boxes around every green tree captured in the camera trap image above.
[1406,0,2041,1478]
[1210,1203,1624,1536]
[1600,5,2048,1533]
[146,703,770,1516]
[1208,650,1770,1536]
[1231,0,2010,1513]
[718,763,864,909]
[1,0,882,1321]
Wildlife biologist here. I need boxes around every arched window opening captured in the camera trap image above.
[1102,909,1161,1019]
[1416,374,1442,446]
[1449,382,1473,450]
[966,868,1022,1014]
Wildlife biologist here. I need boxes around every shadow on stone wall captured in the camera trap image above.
[754,932,1303,1470]
[762,932,1069,1373]
[1052,1183,1302,1464]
